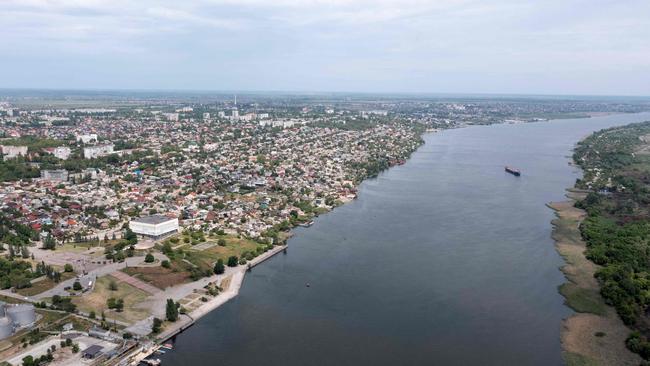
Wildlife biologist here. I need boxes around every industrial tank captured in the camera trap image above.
[0,317,13,339]
[6,304,36,327]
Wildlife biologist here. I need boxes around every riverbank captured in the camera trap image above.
[155,244,287,342]
[549,190,640,366]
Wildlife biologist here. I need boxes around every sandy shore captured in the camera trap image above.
[549,190,639,365]
[156,245,287,341]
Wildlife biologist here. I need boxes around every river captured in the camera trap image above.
[159,112,650,366]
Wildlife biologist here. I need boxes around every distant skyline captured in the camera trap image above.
[1,0,650,96]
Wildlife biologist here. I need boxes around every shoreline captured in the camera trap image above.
[549,190,640,365]
[155,244,287,342]
[152,131,433,344]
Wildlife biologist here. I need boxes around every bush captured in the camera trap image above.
[144,253,155,263]
[161,260,171,269]
[108,280,118,291]
[72,281,82,291]
[63,264,73,272]
[152,317,162,333]
[217,238,226,247]
[227,256,238,267]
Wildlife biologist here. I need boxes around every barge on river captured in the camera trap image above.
[505,166,521,176]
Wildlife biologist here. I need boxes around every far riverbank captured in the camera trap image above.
[549,192,639,365]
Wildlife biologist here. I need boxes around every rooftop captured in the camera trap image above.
[131,214,176,225]
[82,344,104,357]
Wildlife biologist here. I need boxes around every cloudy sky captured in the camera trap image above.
[1,0,649,95]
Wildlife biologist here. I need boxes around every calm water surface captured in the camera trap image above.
[160,113,650,366]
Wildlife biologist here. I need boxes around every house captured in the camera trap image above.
[82,344,104,359]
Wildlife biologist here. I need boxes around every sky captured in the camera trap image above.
[1,0,649,96]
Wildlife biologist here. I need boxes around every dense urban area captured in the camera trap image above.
[0,91,649,365]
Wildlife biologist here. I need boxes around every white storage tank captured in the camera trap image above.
[0,317,13,339]
[6,304,36,327]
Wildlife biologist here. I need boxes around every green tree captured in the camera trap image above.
[144,253,155,263]
[227,256,238,267]
[213,259,225,274]
[108,280,118,291]
[152,317,162,333]
[72,281,82,291]
[42,233,56,250]
[63,264,73,272]
[166,298,178,322]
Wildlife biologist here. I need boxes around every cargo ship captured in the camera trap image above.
[505,166,521,176]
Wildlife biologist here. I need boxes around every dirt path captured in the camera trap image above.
[110,271,161,295]
[550,190,640,366]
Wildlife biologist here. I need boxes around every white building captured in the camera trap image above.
[40,169,68,182]
[0,145,28,160]
[76,134,98,144]
[203,112,210,120]
[129,215,179,239]
[43,146,71,160]
[83,144,114,159]
[162,113,179,122]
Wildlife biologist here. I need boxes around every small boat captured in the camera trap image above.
[306,283,311,287]
[155,350,166,354]
[298,221,314,228]
[505,166,521,176]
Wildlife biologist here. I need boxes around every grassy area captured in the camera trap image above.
[72,275,149,324]
[123,265,191,289]
[185,235,263,271]
[0,295,27,304]
[50,315,96,332]
[15,272,75,297]
[563,352,600,366]
[559,283,607,316]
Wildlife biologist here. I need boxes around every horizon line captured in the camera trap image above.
[0,87,649,100]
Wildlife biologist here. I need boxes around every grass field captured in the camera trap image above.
[122,265,191,289]
[15,272,75,297]
[188,235,263,268]
[72,275,149,324]
[559,283,607,316]
[563,351,599,366]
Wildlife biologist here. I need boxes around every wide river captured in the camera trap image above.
[160,112,650,366]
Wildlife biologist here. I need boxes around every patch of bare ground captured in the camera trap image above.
[549,191,640,366]
[220,275,232,291]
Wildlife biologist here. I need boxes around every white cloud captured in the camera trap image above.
[0,0,649,94]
